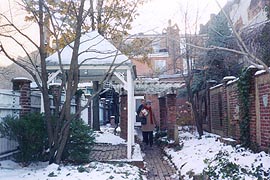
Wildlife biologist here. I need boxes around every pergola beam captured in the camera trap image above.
[114,72,127,90]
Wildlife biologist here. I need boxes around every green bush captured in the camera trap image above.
[204,150,270,179]
[0,113,47,164]
[63,119,95,164]
[0,114,95,165]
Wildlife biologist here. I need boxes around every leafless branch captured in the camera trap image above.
[215,0,269,72]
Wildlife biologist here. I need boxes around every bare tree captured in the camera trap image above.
[0,0,143,164]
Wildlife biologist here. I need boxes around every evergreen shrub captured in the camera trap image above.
[63,119,95,164]
[0,113,47,164]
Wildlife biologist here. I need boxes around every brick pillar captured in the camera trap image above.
[222,83,228,137]
[120,94,128,140]
[166,93,176,139]
[12,77,32,116]
[159,96,167,130]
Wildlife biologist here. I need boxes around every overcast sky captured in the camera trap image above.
[130,0,228,34]
[0,0,228,66]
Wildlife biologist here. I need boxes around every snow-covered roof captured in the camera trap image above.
[46,31,130,67]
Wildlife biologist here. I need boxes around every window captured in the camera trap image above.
[154,60,166,72]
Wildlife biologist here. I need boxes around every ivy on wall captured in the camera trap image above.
[237,68,253,148]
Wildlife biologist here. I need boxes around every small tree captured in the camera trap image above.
[0,0,143,164]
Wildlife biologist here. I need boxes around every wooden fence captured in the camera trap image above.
[0,89,77,159]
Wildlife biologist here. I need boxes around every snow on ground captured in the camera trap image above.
[95,125,126,145]
[165,128,270,180]
[132,144,143,161]
[0,125,144,180]
[0,160,142,180]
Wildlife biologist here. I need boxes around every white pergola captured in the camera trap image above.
[46,31,136,159]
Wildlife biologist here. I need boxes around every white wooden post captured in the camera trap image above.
[127,68,134,159]
[131,88,135,146]
[40,93,44,113]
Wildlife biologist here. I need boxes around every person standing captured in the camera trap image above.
[139,100,157,148]
[136,99,145,118]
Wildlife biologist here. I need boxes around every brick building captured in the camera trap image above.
[130,20,183,78]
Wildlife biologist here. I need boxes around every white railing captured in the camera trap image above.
[0,90,78,158]
[0,90,20,157]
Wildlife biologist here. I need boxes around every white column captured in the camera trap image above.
[126,68,134,159]
[81,96,88,124]
[40,93,44,113]
[131,82,135,146]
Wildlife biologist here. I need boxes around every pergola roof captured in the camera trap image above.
[46,31,136,81]
[47,31,130,66]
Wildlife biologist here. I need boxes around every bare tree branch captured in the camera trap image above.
[215,0,269,72]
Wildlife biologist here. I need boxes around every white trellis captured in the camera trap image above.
[46,31,136,159]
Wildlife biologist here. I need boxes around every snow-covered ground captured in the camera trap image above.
[0,125,144,180]
[165,127,270,180]
[95,126,126,145]
[0,160,143,180]
[3,124,269,180]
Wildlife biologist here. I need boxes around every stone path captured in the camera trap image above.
[134,126,179,180]
[89,144,127,161]
[90,128,179,180]
[142,145,179,180]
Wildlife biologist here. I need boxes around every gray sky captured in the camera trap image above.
[0,0,228,66]
[130,0,228,34]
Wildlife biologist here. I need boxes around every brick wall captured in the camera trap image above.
[132,56,181,77]
[209,85,224,135]
[207,71,270,151]
[166,94,176,139]
[226,82,241,140]
[159,97,166,130]
[249,77,256,144]
[158,93,176,139]
[255,73,270,149]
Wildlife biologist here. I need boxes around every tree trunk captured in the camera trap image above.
[54,0,86,164]
[89,0,95,30]
[191,100,203,138]
[38,0,55,153]
[186,75,203,138]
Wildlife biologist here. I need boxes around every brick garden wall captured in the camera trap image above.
[207,72,270,151]
[255,73,270,149]
[209,85,225,136]
[226,82,241,140]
